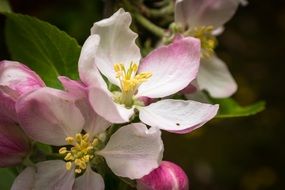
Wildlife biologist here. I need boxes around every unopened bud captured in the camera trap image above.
[0,60,45,121]
[137,161,189,190]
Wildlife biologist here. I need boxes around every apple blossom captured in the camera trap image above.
[174,0,245,97]
[14,86,163,189]
[137,161,189,190]
[79,9,219,134]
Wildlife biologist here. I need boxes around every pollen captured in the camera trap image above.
[114,62,152,93]
[188,26,217,58]
[59,133,98,174]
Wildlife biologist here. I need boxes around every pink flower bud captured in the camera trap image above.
[0,60,45,121]
[0,119,30,167]
[137,161,189,190]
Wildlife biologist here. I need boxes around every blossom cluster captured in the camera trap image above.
[0,0,246,189]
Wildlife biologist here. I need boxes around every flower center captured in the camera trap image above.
[59,133,99,174]
[187,26,217,58]
[113,62,152,107]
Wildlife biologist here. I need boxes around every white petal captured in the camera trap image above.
[88,87,134,124]
[33,160,74,190]
[175,0,240,28]
[16,88,84,146]
[98,123,163,179]
[197,55,237,98]
[139,99,219,134]
[78,35,107,89]
[73,166,104,190]
[91,8,141,86]
[11,167,36,190]
[137,37,200,98]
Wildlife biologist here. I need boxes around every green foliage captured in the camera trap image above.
[0,168,17,190]
[0,0,12,13]
[212,98,266,118]
[5,13,81,88]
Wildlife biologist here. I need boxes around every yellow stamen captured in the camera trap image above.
[65,137,74,144]
[59,133,99,174]
[187,26,217,58]
[59,147,67,154]
[66,162,72,170]
[75,169,82,174]
[113,62,152,93]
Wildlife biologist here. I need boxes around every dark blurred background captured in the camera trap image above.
[0,0,284,189]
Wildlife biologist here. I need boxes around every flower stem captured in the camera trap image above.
[140,1,174,18]
[133,13,165,37]
[122,0,165,37]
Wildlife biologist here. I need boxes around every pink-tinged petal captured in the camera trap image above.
[137,96,156,107]
[91,8,141,86]
[137,37,200,98]
[11,167,36,190]
[139,99,219,134]
[89,87,134,124]
[0,60,45,97]
[137,161,189,190]
[175,0,240,28]
[0,120,30,167]
[73,166,104,190]
[97,123,163,179]
[59,77,111,137]
[58,76,87,98]
[33,160,74,190]
[78,35,107,89]
[0,61,45,121]
[197,55,237,98]
[16,88,84,146]
[0,89,17,122]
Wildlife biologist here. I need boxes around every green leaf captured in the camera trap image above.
[0,168,17,190]
[0,0,12,13]
[212,98,266,118]
[5,13,81,88]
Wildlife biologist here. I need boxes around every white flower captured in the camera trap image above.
[79,9,219,134]
[175,0,244,98]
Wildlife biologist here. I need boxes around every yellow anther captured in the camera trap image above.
[92,138,99,146]
[83,155,90,162]
[64,153,74,161]
[131,63,138,73]
[188,26,217,58]
[66,162,72,170]
[65,137,74,144]
[74,159,81,165]
[75,169,82,174]
[83,134,89,141]
[59,147,67,154]
[59,133,100,174]
[75,133,82,142]
[113,62,152,94]
[77,160,87,170]
[114,64,122,72]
